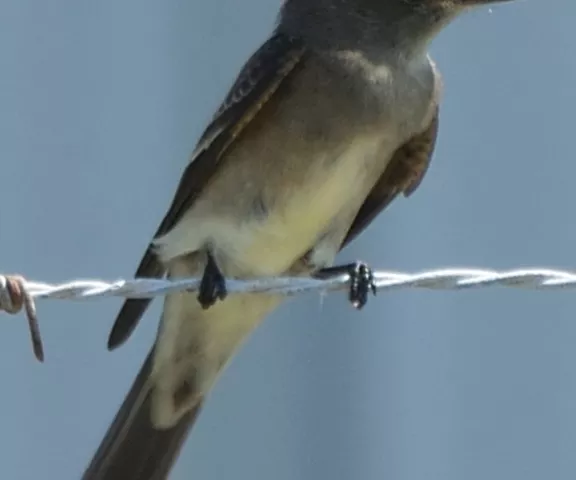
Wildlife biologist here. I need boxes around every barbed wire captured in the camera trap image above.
[2,267,576,362]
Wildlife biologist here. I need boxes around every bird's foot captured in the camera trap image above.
[198,252,228,309]
[314,261,376,309]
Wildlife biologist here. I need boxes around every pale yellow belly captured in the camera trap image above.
[153,134,388,278]
[226,137,386,275]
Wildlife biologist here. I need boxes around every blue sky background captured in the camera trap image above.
[1,1,576,479]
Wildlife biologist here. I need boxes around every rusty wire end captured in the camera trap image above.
[0,275,44,362]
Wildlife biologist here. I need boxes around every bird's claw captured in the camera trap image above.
[198,252,228,309]
[347,261,376,309]
[315,261,376,309]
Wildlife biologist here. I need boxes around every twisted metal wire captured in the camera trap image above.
[1,267,575,361]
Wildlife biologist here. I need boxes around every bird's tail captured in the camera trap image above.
[82,348,203,480]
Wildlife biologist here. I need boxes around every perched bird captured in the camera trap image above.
[83,0,513,478]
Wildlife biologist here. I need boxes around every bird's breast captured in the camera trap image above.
[210,133,391,276]
[154,52,437,278]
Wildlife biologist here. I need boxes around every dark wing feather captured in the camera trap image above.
[107,33,306,350]
[341,107,440,249]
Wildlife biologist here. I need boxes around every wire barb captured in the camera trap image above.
[0,275,43,362]
[3,267,576,362]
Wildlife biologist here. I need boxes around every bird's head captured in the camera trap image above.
[280,0,515,58]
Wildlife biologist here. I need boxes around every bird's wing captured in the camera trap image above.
[341,107,440,249]
[108,33,306,349]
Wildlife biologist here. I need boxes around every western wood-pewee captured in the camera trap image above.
[83,0,513,478]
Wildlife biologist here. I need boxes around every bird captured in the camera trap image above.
[82,0,513,478]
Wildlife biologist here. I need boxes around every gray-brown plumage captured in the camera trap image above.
[83,0,513,478]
